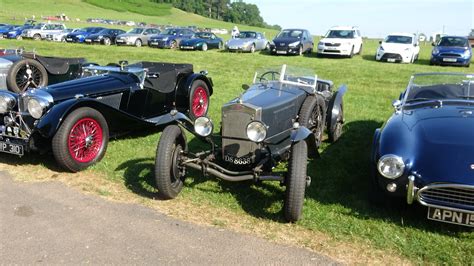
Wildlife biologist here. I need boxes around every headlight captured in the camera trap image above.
[318,41,324,46]
[98,35,103,39]
[194,116,213,137]
[463,49,471,57]
[8,31,15,34]
[27,98,48,119]
[377,155,405,179]
[246,121,267,142]
[288,41,300,47]
[0,94,16,113]
[77,35,84,38]
[162,37,169,41]
[269,41,275,46]
[432,48,439,55]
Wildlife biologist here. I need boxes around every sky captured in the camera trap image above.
[245,0,474,38]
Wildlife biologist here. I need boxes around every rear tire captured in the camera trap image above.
[189,80,210,120]
[299,95,326,147]
[103,37,111,46]
[6,59,48,93]
[155,125,187,199]
[33,34,41,41]
[250,44,256,53]
[284,140,308,222]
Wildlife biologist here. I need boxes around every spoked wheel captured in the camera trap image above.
[155,125,187,199]
[265,42,270,51]
[328,104,343,142]
[6,59,48,93]
[284,139,308,222]
[299,95,326,147]
[189,80,210,120]
[52,107,109,172]
[33,34,41,41]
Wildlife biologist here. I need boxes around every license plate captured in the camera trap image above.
[223,154,252,165]
[427,207,474,227]
[85,39,91,42]
[0,141,24,155]
[116,40,124,42]
[443,58,457,62]
[150,42,158,45]
[182,46,193,49]
[387,58,396,62]
[276,50,287,54]
[66,38,72,41]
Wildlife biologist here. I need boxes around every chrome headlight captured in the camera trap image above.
[162,37,169,41]
[463,49,471,57]
[246,121,267,143]
[432,48,439,55]
[288,41,300,47]
[377,155,405,179]
[194,116,213,137]
[27,98,49,119]
[0,93,16,113]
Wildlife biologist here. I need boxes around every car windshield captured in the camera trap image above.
[438,37,469,47]
[276,30,302,39]
[97,29,111,34]
[404,73,474,103]
[238,31,257,38]
[195,32,211,39]
[161,29,178,35]
[127,28,144,34]
[253,65,317,90]
[326,30,354,38]
[32,24,45,29]
[384,35,412,44]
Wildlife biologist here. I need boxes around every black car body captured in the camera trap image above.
[0,62,213,172]
[371,73,474,228]
[0,50,85,93]
[270,29,314,56]
[154,65,347,222]
[84,28,126,45]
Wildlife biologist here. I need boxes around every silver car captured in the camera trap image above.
[22,23,66,40]
[115,27,160,47]
[225,31,270,53]
[46,28,80,42]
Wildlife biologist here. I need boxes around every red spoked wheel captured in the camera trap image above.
[189,80,210,120]
[52,107,109,172]
[67,118,104,163]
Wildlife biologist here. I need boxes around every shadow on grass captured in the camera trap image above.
[362,54,376,62]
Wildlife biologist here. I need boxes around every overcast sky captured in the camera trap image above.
[245,0,473,38]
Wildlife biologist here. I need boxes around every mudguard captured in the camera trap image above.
[180,73,214,96]
[371,128,381,163]
[290,126,312,142]
[326,84,348,133]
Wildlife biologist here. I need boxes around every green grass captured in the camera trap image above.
[83,0,172,17]
[1,0,474,264]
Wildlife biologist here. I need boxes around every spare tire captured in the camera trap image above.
[6,59,48,93]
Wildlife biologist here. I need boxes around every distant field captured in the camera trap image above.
[0,0,473,264]
[83,0,172,17]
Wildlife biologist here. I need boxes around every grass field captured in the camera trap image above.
[1,0,474,264]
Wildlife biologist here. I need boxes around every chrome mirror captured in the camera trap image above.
[392,99,402,109]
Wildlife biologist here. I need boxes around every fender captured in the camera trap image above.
[371,128,381,163]
[290,126,311,142]
[179,73,214,96]
[326,84,348,132]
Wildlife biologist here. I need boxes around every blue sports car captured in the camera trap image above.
[148,28,195,49]
[179,32,223,51]
[371,72,474,227]
[0,25,18,37]
[65,27,105,43]
[430,36,472,67]
[3,25,34,39]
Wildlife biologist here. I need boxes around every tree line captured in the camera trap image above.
[150,0,281,30]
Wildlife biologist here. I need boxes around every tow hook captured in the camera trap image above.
[306,176,311,187]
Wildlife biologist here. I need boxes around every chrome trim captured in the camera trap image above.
[406,175,416,204]
[416,183,474,214]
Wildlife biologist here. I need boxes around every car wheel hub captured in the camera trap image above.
[67,118,103,163]
[192,87,208,117]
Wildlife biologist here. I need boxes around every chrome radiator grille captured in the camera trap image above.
[418,184,474,210]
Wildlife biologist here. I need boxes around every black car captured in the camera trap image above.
[269,29,314,56]
[84,28,126,45]
[0,62,213,172]
[154,65,347,222]
[0,50,86,93]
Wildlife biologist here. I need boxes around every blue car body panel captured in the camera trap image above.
[65,27,104,43]
[430,36,472,66]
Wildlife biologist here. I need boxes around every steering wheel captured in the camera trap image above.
[259,71,280,82]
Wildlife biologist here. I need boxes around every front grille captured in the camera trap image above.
[324,43,341,47]
[418,184,474,211]
[323,49,341,53]
[439,53,461,58]
[381,53,402,60]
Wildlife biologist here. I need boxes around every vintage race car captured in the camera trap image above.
[0,50,86,93]
[0,62,213,172]
[154,65,347,222]
[371,73,474,227]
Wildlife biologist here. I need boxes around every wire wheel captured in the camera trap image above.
[67,118,104,163]
[15,62,45,92]
[191,86,209,118]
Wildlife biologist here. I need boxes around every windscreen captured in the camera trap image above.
[438,37,469,47]
[384,35,412,44]
[276,29,302,39]
[128,28,144,34]
[161,29,178,35]
[405,74,474,102]
[253,65,317,90]
[238,31,257,39]
[326,30,354,38]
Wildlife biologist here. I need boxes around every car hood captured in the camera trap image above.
[380,42,413,52]
[180,38,205,45]
[150,34,174,40]
[320,38,352,44]
[272,37,300,45]
[380,105,474,185]
[435,46,470,54]
[227,38,255,46]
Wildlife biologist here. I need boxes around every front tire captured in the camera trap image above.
[348,46,354,58]
[201,43,208,51]
[298,45,303,56]
[135,39,142,47]
[250,44,256,53]
[6,59,48,93]
[103,37,111,46]
[52,107,109,172]
[284,140,308,222]
[299,95,326,147]
[33,34,41,41]
[155,125,187,199]
[189,80,210,120]
[170,40,178,49]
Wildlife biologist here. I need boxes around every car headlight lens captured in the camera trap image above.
[0,93,16,113]
[8,31,15,34]
[162,37,169,41]
[269,41,275,46]
[98,35,103,39]
[318,41,324,46]
[246,121,267,143]
[194,116,213,137]
[27,98,48,119]
[432,48,439,55]
[463,49,471,56]
[377,155,405,179]
[288,41,300,47]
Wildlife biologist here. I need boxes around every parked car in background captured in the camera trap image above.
[115,27,160,47]
[269,29,313,56]
[0,25,19,38]
[0,62,213,172]
[22,23,66,40]
[85,28,126,45]
[179,32,223,51]
[3,25,34,39]
[225,31,270,53]
[148,28,195,49]
[376,33,420,63]
[317,26,363,58]
[430,36,472,67]
[46,28,80,42]
[371,73,474,228]
[154,65,347,222]
[0,50,86,92]
[65,27,105,43]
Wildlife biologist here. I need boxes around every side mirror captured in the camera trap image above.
[431,42,435,46]
[392,99,402,109]
[379,40,382,44]
[242,84,249,90]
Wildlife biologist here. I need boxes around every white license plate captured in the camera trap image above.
[85,39,92,42]
[66,38,72,41]
[116,40,124,43]
[0,141,24,155]
[443,58,457,62]
[182,46,193,49]
[387,58,396,62]
[428,207,474,227]
[326,47,337,50]
[150,42,158,45]
[276,50,287,54]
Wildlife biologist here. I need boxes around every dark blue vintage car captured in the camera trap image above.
[179,32,223,51]
[0,62,213,172]
[154,65,346,222]
[371,72,474,227]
